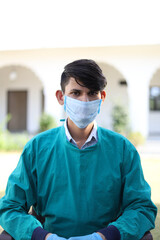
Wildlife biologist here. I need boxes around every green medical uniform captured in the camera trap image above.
[0,126,157,240]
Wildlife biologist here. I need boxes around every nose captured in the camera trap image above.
[80,94,89,102]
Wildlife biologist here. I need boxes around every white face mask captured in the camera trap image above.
[64,96,102,128]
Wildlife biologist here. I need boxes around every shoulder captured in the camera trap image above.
[34,126,62,140]
[24,126,64,151]
[98,126,126,141]
[98,127,141,169]
[97,126,136,152]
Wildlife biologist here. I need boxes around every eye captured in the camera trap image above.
[88,91,98,96]
[71,91,80,96]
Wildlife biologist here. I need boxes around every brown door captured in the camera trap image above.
[7,91,27,132]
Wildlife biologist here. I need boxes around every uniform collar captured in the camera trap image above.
[64,119,98,145]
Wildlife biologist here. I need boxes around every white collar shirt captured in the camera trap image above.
[64,119,98,149]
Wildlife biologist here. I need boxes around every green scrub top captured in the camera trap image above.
[0,126,157,240]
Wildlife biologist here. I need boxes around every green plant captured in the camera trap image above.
[0,191,5,199]
[0,115,30,152]
[127,131,145,147]
[39,113,57,132]
[0,114,11,132]
[112,104,129,135]
[0,131,30,152]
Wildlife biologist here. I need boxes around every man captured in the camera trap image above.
[0,59,157,240]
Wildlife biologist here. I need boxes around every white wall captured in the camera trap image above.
[96,62,129,129]
[0,65,43,133]
[0,45,160,136]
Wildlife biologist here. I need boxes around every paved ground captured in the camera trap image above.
[137,137,160,205]
[0,152,20,191]
[137,136,160,156]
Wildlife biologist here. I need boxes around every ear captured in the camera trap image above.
[56,90,64,105]
[100,90,106,104]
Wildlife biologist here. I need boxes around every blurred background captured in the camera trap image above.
[0,0,159,238]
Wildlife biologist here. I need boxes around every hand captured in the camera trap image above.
[46,233,67,240]
[96,233,106,240]
[68,232,103,240]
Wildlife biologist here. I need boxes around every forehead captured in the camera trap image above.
[65,77,90,92]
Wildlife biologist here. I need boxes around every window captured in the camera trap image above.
[149,86,160,111]
[119,79,127,86]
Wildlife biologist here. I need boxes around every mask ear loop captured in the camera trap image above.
[98,99,102,114]
[60,96,66,123]
[60,119,65,122]
[64,96,67,111]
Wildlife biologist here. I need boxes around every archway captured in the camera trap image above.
[0,65,44,133]
[96,62,129,130]
[149,68,160,135]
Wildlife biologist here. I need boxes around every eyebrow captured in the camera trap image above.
[70,89,81,92]
[70,89,98,93]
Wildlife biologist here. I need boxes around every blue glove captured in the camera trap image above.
[47,234,67,240]
[68,233,103,240]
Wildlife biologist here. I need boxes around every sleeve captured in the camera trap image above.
[0,143,43,240]
[108,142,157,240]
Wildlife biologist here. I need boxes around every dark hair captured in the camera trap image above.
[61,59,107,92]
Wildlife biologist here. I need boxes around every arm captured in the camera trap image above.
[0,145,43,240]
[0,143,68,240]
[102,144,157,240]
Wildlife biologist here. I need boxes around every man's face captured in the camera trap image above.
[56,77,106,106]
[64,77,102,102]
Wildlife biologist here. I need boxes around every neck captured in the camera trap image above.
[67,118,94,142]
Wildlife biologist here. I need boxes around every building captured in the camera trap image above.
[0,44,160,137]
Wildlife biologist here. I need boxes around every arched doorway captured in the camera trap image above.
[149,68,160,135]
[0,65,44,133]
[96,62,129,130]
